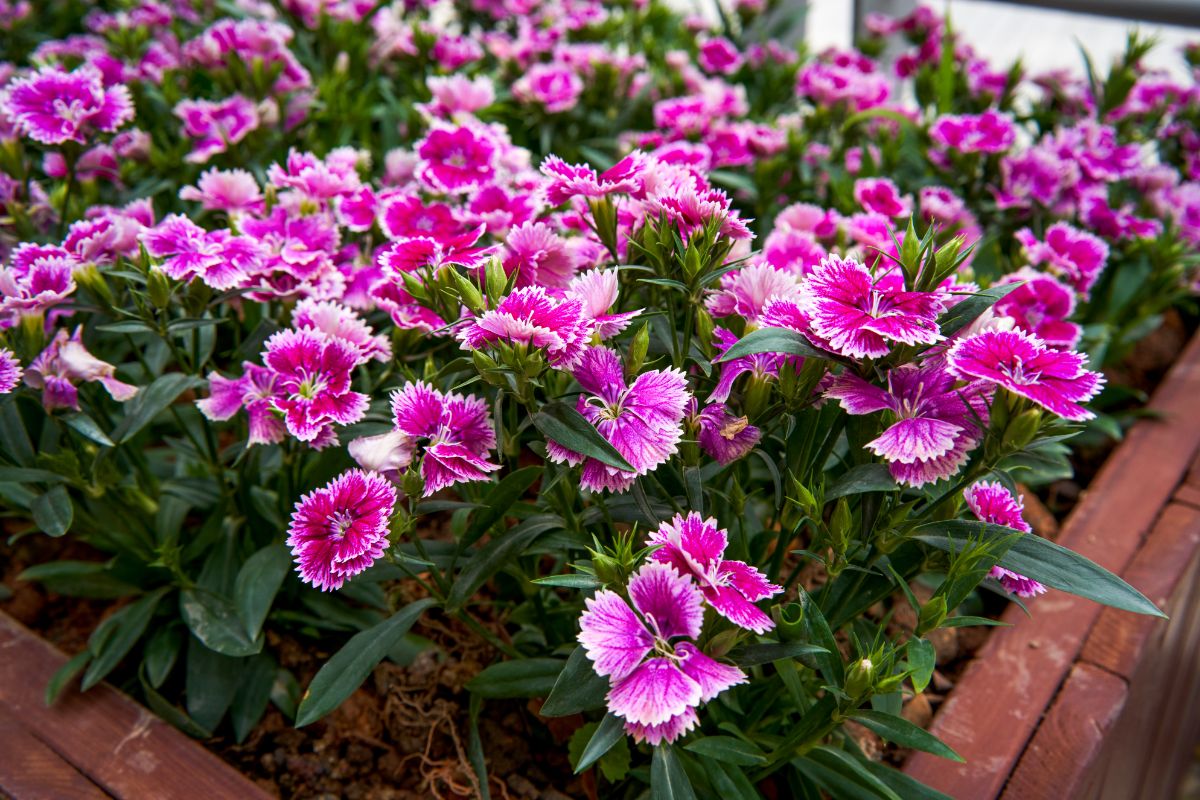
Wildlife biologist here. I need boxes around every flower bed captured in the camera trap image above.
[1,1,1199,798]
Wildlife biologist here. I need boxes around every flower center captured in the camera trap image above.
[999,357,1040,385]
[328,510,355,539]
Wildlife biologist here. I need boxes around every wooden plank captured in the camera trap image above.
[905,331,1200,798]
[0,613,271,800]
[0,709,111,800]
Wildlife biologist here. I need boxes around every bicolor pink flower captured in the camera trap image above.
[513,63,584,113]
[706,262,803,324]
[0,65,133,145]
[947,329,1104,421]
[826,363,989,487]
[648,512,781,633]
[375,227,495,275]
[800,255,945,359]
[566,268,639,339]
[197,362,285,446]
[578,561,745,743]
[994,268,1080,349]
[1016,223,1109,298]
[292,298,391,363]
[263,328,369,442]
[775,203,841,241]
[0,348,22,394]
[964,481,1046,598]
[1079,195,1162,242]
[288,469,396,592]
[141,215,261,291]
[458,286,594,370]
[0,244,77,327]
[853,178,912,218]
[178,168,263,214]
[25,327,138,411]
[389,381,500,496]
[694,402,761,466]
[759,229,828,275]
[416,124,497,193]
[464,185,538,235]
[174,95,259,164]
[267,148,364,201]
[503,221,579,289]
[378,195,460,240]
[645,178,754,241]
[540,153,646,206]
[929,110,1016,154]
[547,347,689,493]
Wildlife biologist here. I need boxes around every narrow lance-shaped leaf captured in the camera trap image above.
[849,710,963,762]
[466,658,564,699]
[540,645,609,717]
[935,283,1021,339]
[532,401,633,472]
[713,327,828,363]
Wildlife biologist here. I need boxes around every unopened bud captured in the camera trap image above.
[147,268,173,309]
[916,596,948,636]
[627,323,650,377]
[845,657,875,698]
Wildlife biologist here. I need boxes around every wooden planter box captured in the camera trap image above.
[905,331,1200,799]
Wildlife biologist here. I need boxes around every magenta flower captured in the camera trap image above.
[947,329,1104,421]
[0,348,22,394]
[422,75,495,118]
[566,268,640,339]
[141,215,262,291]
[389,381,500,496]
[378,195,461,240]
[648,512,781,633]
[0,244,77,327]
[416,124,497,193]
[513,63,584,113]
[993,268,1081,349]
[292,299,391,364]
[197,362,285,446]
[540,153,646,206]
[25,327,138,411]
[759,229,828,275]
[578,561,745,743]
[645,177,754,242]
[267,148,364,201]
[1016,223,1109,298]
[706,262,804,324]
[178,168,264,214]
[825,363,989,487]
[288,469,396,592]
[853,178,913,218]
[694,402,761,466]
[547,347,689,493]
[799,255,945,359]
[698,37,744,75]
[263,328,369,442]
[709,327,796,404]
[174,95,260,164]
[376,227,495,275]
[458,286,594,370]
[929,110,1016,154]
[963,481,1046,598]
[503,221,580,289]
[0,65,133,145]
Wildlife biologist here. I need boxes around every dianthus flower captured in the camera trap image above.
[547,347,689,493]
[268,147,364,202]
[0,348,22,394]
[179,168,264,215]
[197,362,285,446]
[693,402,762,466]
[709,327,798,404]
[993,268,1080,349]
[578,562,746,744]
[25,327,138,410]
[513,63,584,113]
[929,110,1016,154]
[416,124,498,193]
[288,469,396,592]
[565,268,639,339]
[1015,222,1109,298]
[390,381,500,496]
[964,481,1046,598]
[292,299,391,363]
[540,153,646,205]
[0,65,133,145]
[0,244,77,327]
[853,177,913,218]
[263,328,369,442]
[698,37,744,75]
[174,95,260,164]
[706,262,804,325]
[458,286,594,370]
[141,215,262,291]
[503,221,579,289]
[947,329,1103,421]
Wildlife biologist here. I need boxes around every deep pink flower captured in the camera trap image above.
[183,18,311,94]
[759,229,828,275]
[0,348,22,394]
[174,95,259,164]
[853,178,912,218]
[378,195,460,240]
[707,262,804,324]
[178,168,263,214]
[947,329,1104,421]
[795,57,890,111]
[240,208,343,297]
[0,244,77,326]
[268,148,363,201]
[197,362,285,446]
[141,215,262,291]
[513,63,584,113]
[547,347,689,493]
[578,561,745,743]
[416,125,497,193]
[292,298,391,363]
[775,203,841,241]
[964,481,1046,598]
[645,176,754,241]
[390,381,500,496]
[464,185,538,235]
[648,512,781,633]
[1015,223,1108,299]
[0,65,133,145]
[503,221,579,289]
[694,402,761,466]
[458,286,594,370]
[25,327,138,410]
[44,144,120,184]
[994,146,1077,211]
[288,469,396,592]
[994,268,1080,349]
[376,226,494,275]
[698,37,744,75]
[825,363,989,487]
[566,268,639,339]
[799,255,945,359]
[540,153,646,206]
[1079,195,1162,242]
[263,328,369,442]
[929,110,1016,154]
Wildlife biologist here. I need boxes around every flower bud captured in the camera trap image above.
[485,256,508,303]
[147,268,173,309]
[845,657,875,698]
[448,269,485,315]
[916,596,948,636]
[626,322,650,378]
[401,464,426,499]
[1004,408,1042,451]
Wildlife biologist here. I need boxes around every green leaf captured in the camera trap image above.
[234,544,291,640]
[569,720,632,782]
[540,646,609,717]
[914,520,1165,617]
[18,560,138,598]
[684,736,767,766]
[167,318,224,333]
[32,485,73,537]
[467,693,493,800]
[46,650,90,705]
[825,464,898,501]
[861,761,956,800]
[802,746,902,800]
[730,642,829,669]
[935,283,1021,339]
[185,636,242,732]
[143,625,182,688]
[466,658,563,699]
[574,713,625,773]
[799,588,844,685]
[848,710,963,762]
[651,745,698,800]
[180,588,264,657]
[531,573,603,589]
[63,413,114,447]
[0,466,65,483]
[942,615,1010,628]
[446,514,561,610]
[295,598,436,726]
[95,320,156,334]
[460,466,541,550]
[82,587,169,690]
[712,327,827,363]
[111,373,202,443]
[907,638,935,694]
[230,652,277,743]
[141,672,212,738]
[532,401,633,472]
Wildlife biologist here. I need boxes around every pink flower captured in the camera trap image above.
[796,57,890,111]
[268,148,363,201]
[178,168,263,214]
[698,37,744,75]
[378,195,461,240]
[706,262,803,324]
[389,381,500,496]
[0,65,133,145]
[0,244,77,327]
[196,363,285,446]
[25,327,138,410]
[963,481,1046,598]
[853,177,912,218]
[645,175,754,242]
[775,203,841,241]
[994,268,1080,349]
[513,63,584,113]
[458,286,594,370]
[929,110,1016,154]
[503,221,579,289]
[759,229,828,274]
[648,512,781,633]
[288,469,396,591]
[292,298,391,363]
[348,430,415,481]
[141,215,261,291]
[416,124,497,193]
[0,348,22,394]
[709,327,797,404]
[540,153,646,206]
[578,561,745,743]
[174,95,259,164]
[546,347,689,493]
[799,255,945,359]
[263,328,369,442]
[947,329,1104,421]
[566,268,639,339]
[694,402,761,466]
[1016,223,1109,298]
[422,75,495,118]
[825,363,989,487]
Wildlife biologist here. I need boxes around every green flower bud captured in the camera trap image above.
[401,465,426,499]
[845,657,876,698]
[626,322,650,378]
[1004,408,1042,451]
[916,596,948,636]
[448,269,485,315]
[147,268,173,309]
